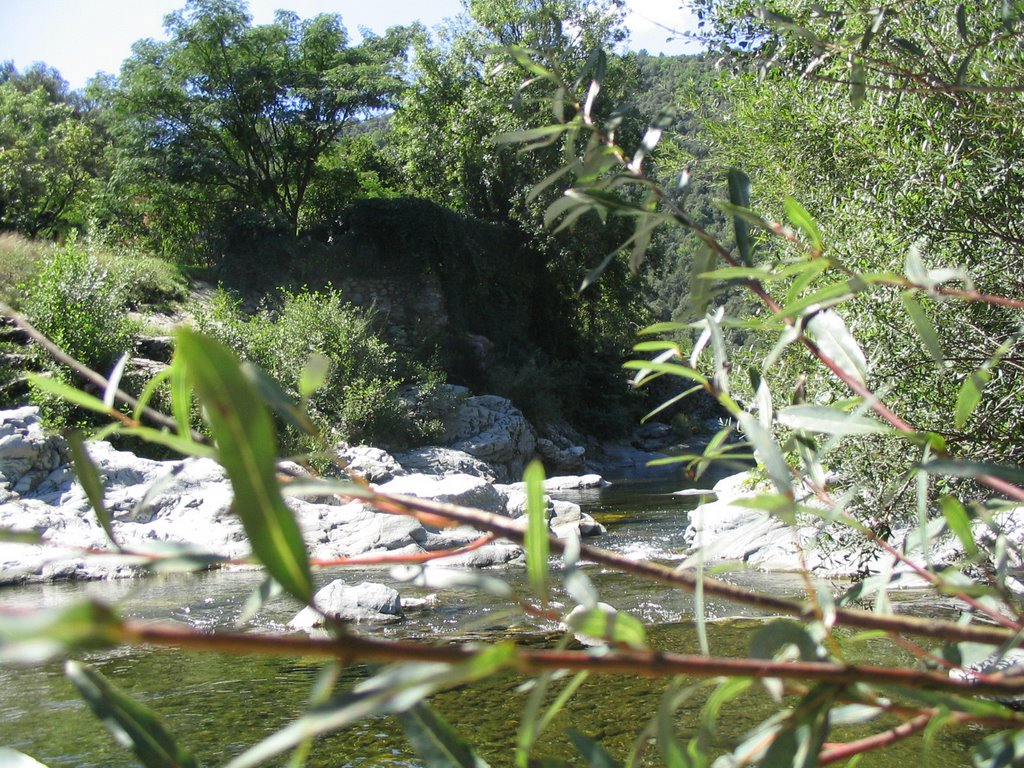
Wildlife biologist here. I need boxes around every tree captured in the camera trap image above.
[0,64,104,238]
[688,0,1024,509]
[105,0,413,243]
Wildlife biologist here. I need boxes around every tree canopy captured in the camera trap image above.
[104,0,414,237]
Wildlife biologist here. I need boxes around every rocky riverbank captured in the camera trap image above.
[0,405,610,585]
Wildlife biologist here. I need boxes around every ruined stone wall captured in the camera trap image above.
[336,270,448,346]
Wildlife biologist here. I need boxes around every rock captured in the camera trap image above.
[376,473,506,513]
[449,395,536,482]
[585,442,674,481]
[505,474,608,492]
[393,446,497,482]
[288,580,403,629]
[0,407,603,585]
[337,445,405,484]
[632,422,674,452]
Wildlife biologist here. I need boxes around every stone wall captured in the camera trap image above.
[335,271,448,346]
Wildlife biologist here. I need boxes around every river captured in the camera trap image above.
[0,479,983,766]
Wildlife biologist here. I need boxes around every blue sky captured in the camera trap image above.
[0,0,699,90]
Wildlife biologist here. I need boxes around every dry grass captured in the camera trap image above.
[0,232,50,304]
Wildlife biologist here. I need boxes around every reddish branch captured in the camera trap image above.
[119,620,1024,701]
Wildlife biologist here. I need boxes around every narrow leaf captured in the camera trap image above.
[66,661,200,768]
[399,702,490,768]
[783,197,823,253]
[727,168,753,266]
[567,606,648,649]
[939,496,978,558]
[900,291,944,365]
[566,729,622,768]
[524,460,550,606]
[777,405,889,436]
[806,310,868,386]
[66,431,117,547]
[27,374,114,417]
[737,412,792,495]
[922,459,1024,486]
[174,329,312,603]
[103,353,130,409]
[0,749,51,767]
[298,354,331,401]
[850,57,866,107]
[955,368,990,429]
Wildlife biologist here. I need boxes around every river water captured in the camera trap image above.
[0,479,983,766]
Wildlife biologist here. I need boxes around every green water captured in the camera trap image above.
[0,480,985,766]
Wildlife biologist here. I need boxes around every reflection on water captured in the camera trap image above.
[0,478,980,766]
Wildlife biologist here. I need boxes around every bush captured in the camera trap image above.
[18,237,137,427]
[194,286,446,453]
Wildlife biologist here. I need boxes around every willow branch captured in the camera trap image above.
[360,491,1024,649]
[119,620,1024,700]
[0,301,204,443]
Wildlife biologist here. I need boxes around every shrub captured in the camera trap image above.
[194,285,445,453]
[18,237,137,427]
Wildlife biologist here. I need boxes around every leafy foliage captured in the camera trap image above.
[193,285,445,452]
[17,237,137,427]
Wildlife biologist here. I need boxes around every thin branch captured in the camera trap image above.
[357,491,1024,649]
[119,619,1024,699]
[0,301,205,443]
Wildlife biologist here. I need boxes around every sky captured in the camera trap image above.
[0,0,699,90]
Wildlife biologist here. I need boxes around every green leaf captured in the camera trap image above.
[169,354,193,440]
[782,198,823,253]
[103,353,130,409]
[566,729,622,768]
[806,309,868,387]
[762,687,835,768]
[567,605,648,649]
[849,57,866,107]
[922,459,1024,486]
[777,405,889,436]
[174,329,312,604]
[622,360,709,386]
[133,367,173,423]
[974,729,1024,768]
[0,601,123,664]
[66,431,117,548]
[751,620,824,662]
[736,412,792,495]
[114,426,215,460]
[26,374,115,417]
[524,459,549,606]
[227,647,515,768]
[956,4,969,41]
[891,36,926,57]
[241,362,316,437]
[0,527,45,543]
[939,496,978,558]
[727,168,754,266]
[399,702,490,768]
[0,748,52,767]
[495,124,571,146]
[900,291,944,365]
[955,368,991,429]
[66,661,199,768]
[298,353,331,401]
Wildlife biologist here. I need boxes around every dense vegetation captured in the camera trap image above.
[1,0,684,443]
[5,1,1024,767]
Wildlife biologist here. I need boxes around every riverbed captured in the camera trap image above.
[0,480,981,766]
